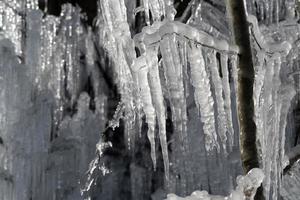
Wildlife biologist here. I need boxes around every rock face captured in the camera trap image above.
[0,0,299,200]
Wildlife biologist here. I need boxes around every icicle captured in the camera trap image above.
[118,47,136,149]
[220,51,234,150]
[85,27,95,67]
[85,27,103,101]
[40,15,63,129]
[60,4,83,106]
[229,54,238,95]
[271,55,282,200]
[160,34,189,194]
[137,62,157,169]
[279,85,296,190]
[178,37,189,98]
[165,0,176,21]
[261,58,275,200]
[149,0,164,21]
[143,0,150,25]
[98,0,138,149]
[205,48,227,153]
[146,47,170,181]
[187,43,219,152]
[24,9,42,87]
[160,35,185,142]
[253,51,267,164]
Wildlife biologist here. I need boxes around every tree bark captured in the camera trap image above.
[224,0,264,199]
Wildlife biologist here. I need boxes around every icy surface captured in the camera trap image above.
[281,160,300,200]
[248,12,299,200]
[0,0,300,200]
[165,168,264,200]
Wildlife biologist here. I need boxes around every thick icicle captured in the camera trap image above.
[247,12,297,199]
[261,58,275,200]
[187,43,219,152]
[61,5,83,106]
[24,9,42,87]
[220,51,235,150]
[98,0,137,148]
[40,15,63,129]
[132,56,157,169]
[160,34,189,194]
[205,48,227,153]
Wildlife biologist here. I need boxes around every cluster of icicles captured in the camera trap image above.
[1,1,109,199]
[0,0,93,130]
[248,14,298,200]
[96,0,239,184]
[246,0,295,25]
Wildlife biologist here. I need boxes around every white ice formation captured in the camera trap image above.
[165,168,264,200]
[1,0,300,200]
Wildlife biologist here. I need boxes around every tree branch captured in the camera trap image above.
[225,0,264,199]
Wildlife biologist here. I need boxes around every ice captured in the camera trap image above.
[98,0,137,148]
[165,168,264,200]
[220,51,234,149]
[0,1,23,55]
[1,0,300,200]
[246,0,283,24]
[0,2,110,199]
[137,61,157,169]
[136,0,165,23]
[143,0,150,25]
[205,48,228,153]
[160,34,190,193]
[281,160,300,200]
[147,48,170,181]
[248,12,299,200]
[130,12,240,193]
[24,10,42,84]
[187,43,219,152]
[149,0,165,21]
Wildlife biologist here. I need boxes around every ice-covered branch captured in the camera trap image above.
[134,21,239,54]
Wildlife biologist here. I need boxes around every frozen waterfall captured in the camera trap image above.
[0,0,300,200]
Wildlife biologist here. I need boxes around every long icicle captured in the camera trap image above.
[187,43,219,152]
[132,56,157,169]
[220,52,234,150]
[147,47,170,182]
[160,34,189,194]
[143,0,150,25]
[98,0,137,148]
[205,48,227,153]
